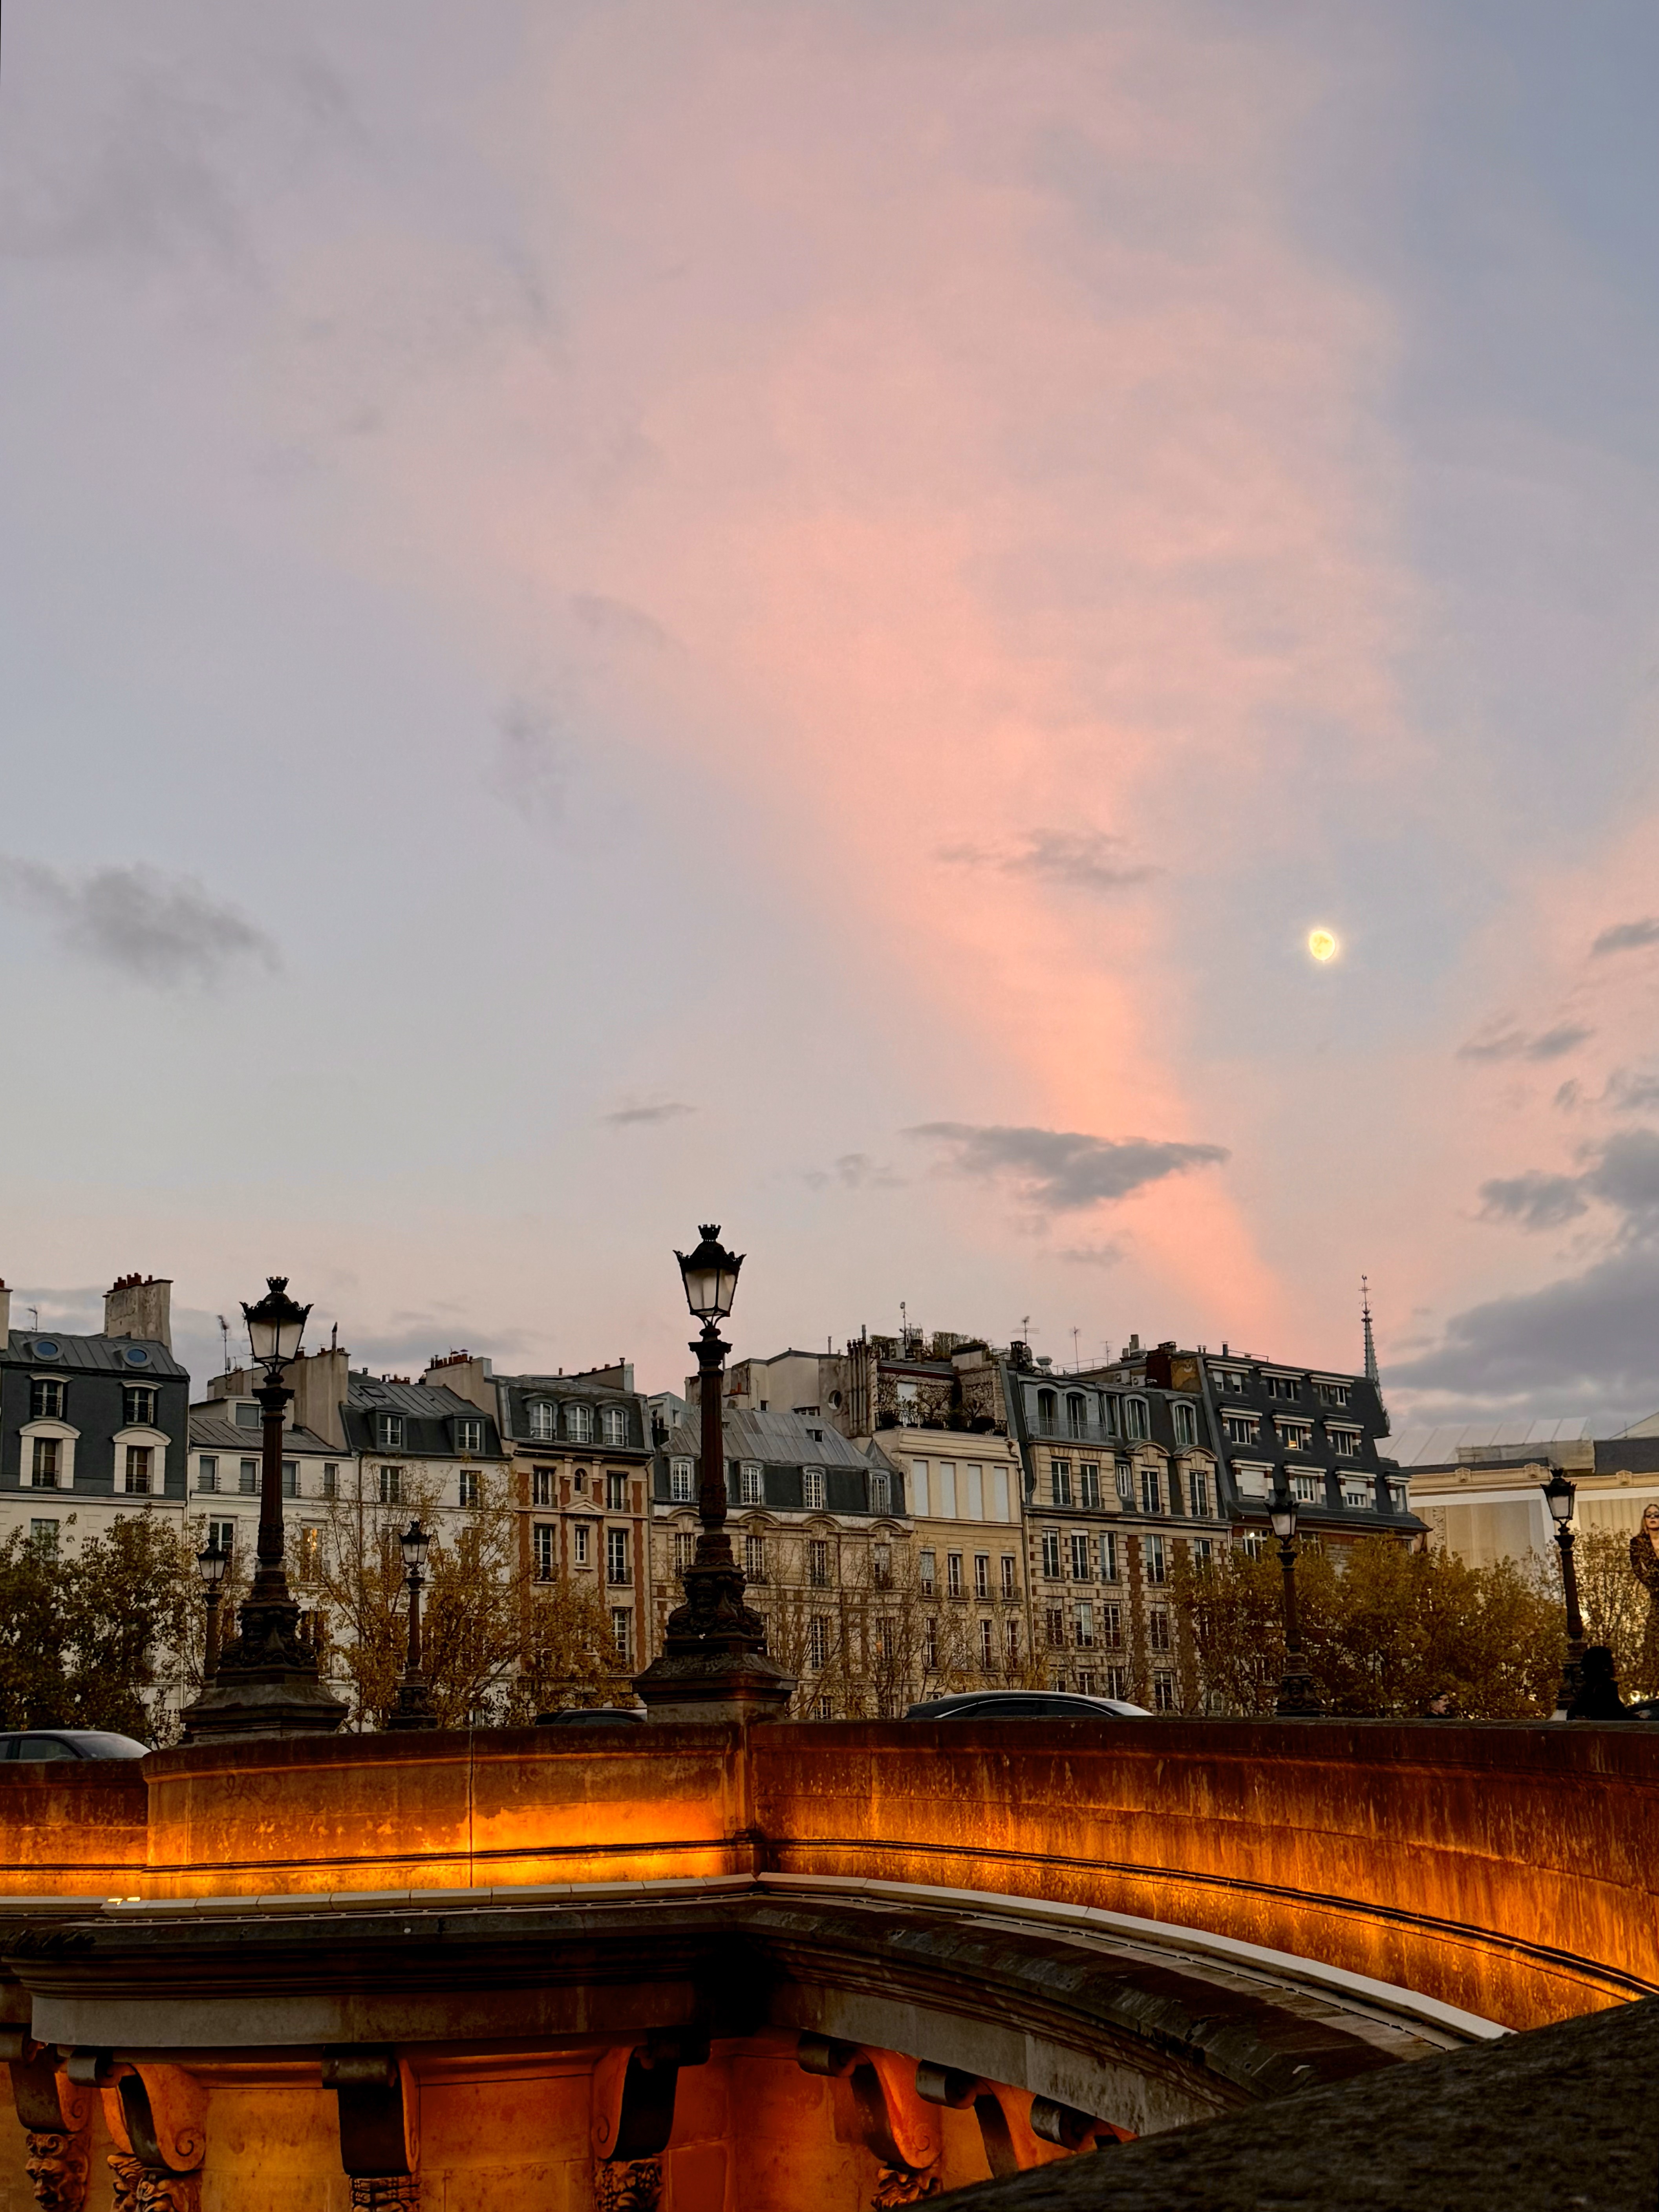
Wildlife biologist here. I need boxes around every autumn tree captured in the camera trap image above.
[1170,1537,1563,1718]
[503,1576,630,1721]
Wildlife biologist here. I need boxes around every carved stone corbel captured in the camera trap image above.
[321,2046,421,2210]
[80,2060,206,2212]
[798,2035,942,2195]
[4,2034,96,2212]
[590,2031,707,2167]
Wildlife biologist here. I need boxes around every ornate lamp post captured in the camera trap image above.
[387,1519,438,1731]
[181,1278,348,1741]
[1542,1469,1588,1716]
[195,1542,229,1681]
[633,1226,795,1723]
[1269,1477,1322,1717]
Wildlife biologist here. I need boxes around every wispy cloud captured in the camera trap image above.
[0,857,277,988]
[907,1122,1228,1211]
[1458,1021,1593,1063]
[803,1152,903,1191]
[1478,1170,1588,1232]
[1591,917,1659,958]
[1058,1243,1125,1268]
[1479,1130,1659,1241]
[489,697,569,823]
[604,1101,695,1128]
[1607,1070,1659,1114]
[937,830,1157,895]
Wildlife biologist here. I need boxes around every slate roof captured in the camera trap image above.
[664,1406,895,1470]
[188,1411,340,1457]
[342,1375,503,1457]
[2,1330,187,1378]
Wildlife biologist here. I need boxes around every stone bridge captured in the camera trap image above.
[0,1717,1651,2207]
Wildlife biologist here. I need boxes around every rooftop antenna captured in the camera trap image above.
[218,1314,230,1374]
[1020,1315,1032,1340]
[1072,1327,1081,1372]
[331,1321,338,1351]
[27,1307,39,1331]
[1361,1275,1380,1388]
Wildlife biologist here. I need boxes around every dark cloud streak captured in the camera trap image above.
[0,857,277,988]
[907,1122,1227,1210]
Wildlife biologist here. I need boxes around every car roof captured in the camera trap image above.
[0,1730,150,1755]
[906,1691,1151,1720]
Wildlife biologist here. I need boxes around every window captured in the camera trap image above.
[234,1402,261,1430]
[1115,1461,1135,1503]
[459,1469,480,1508]
[455,1416,483,1455]
[611,1608,632,1662]
[1099,1532,1119,1582]
[802,1467,826,1511]
[919,1550,937,1594]
[1066,1394,1088,1438]
[607,1471,628,1512]
[1242,1532,1266,1560]
[322,1464,338,1499]
[1225,1410,1260,1446]
[1154,1671,1177,1713]
[1041,1530,1061,1579]
[1075,1601,1095,1649]
[534,1524,555,1580]
[282,1460,299,1498]
[1078,1463,1101,1509]
[809,1616,830,1669]
[373,1413,404,1450]
[29,1521,58,1554]
[979,1619,994,1667]
[869,1469,891,1513]
[1317,1382,1351,1408]
[30,1439,59,1488]
[1188,1470,1211,1518]
[1144,1533,1167,1585]
[1277,1421,1313,1450]
[1076,1671,1097,1697]
[123,1446,152,1495]
[566,1404,594,1445]
[573,1522,591,1567]
[377,1465,401,1505]
[1101,1398,1119,1437]
[1044,1607,1065,1650]
[1049,1459,1072,1506]
[534,1466,557,1507]
[1102,1601,1123,1649]
[1193,1537,1214,1565]
[1004,1619,1020,1663]
[739,1464,764,1505]
[745,1532,767,1581]
[1001,1554,1016,1598]
[196,1457,219,1493]
[1035,1389,1057,1433]
[1172,1402,1197,1446]
[606,1527,631,1584]
[573,1470,587,1494]
[1330,1428,1362,1457]
[295,1526,322,1584]
[1069,1532,1091,1581]
[527,1401,556,1442]
[123,1385,158,1429]
[1265,1376,1301,1401]
[673,1531,695,1575]
[601,1406,629,1448]
[973,1553,990,1599]
[946,1552,964,1598]
[29,1378,64,1421]
[1104,1665,1129,1700]
[1389,1483,1408,1513]
[872,1541,892,1588]
[809,1538,830,1587]
[1140,1468,1162,1515]
[1149,1606,1172,1653]
[209,1519,235,1553]
[239,1459,258,1495]
[924,1619,938,1670]
[1344,1483,1373,1510]
[1293,1473,1319,1503]
[1123,1400,1149,1441]
[880,1618,897,1663]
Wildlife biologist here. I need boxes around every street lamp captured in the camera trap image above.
[195,1542,229,1680]
[387,1519,437,1731]
[1269,1477,1322,1717]
[180,1277,347,1741]
[1541,1469,1589,1716]
[633,1226,795,1721]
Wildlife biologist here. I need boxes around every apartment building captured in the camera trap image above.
[1402,1429,1659,1568]
[1011,1347,1224,1712]
[650,1406,912,1716]
[0,1274,189,1554]
[427,1354,655,1673]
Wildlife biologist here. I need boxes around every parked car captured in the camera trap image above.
[533,1706,648,1727]
[0,1731,149,1760]
[904,1690,1151,1722]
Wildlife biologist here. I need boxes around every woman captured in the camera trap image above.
[1630,1502,1659,1694]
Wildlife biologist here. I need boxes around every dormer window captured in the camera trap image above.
[455,1415,483,1455]
[122,1385,158,1429]
[669,1459,694,1503]
[235,1402,260,1429]
[527,1400,556,1442]
[566,1403,594,1445]
[1172,1402,1196,1447]
[29,1378,65,1421]
[1123,1398,1149,1441]
[601,1406,629,1448]
[803,1467,826,1510]
[374,1413,404,1451]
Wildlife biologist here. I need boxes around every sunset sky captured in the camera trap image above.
[4,2,1659,1432]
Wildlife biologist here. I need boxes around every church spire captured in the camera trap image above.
[1361,1275,1380,1389]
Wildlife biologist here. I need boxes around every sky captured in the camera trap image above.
[4,2,1659,1430]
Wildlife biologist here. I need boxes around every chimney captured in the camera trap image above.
[104,1274,172,1351]
[284,1345,351,1451]
[0,1280,9,1342]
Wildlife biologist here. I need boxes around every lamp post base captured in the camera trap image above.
[386,1673,439,1731]
[1274,1663,1324,1718]
[632,1647,796,1726]
[180,1595,349,1742]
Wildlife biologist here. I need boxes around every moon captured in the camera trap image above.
[1308,928,1339,963]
